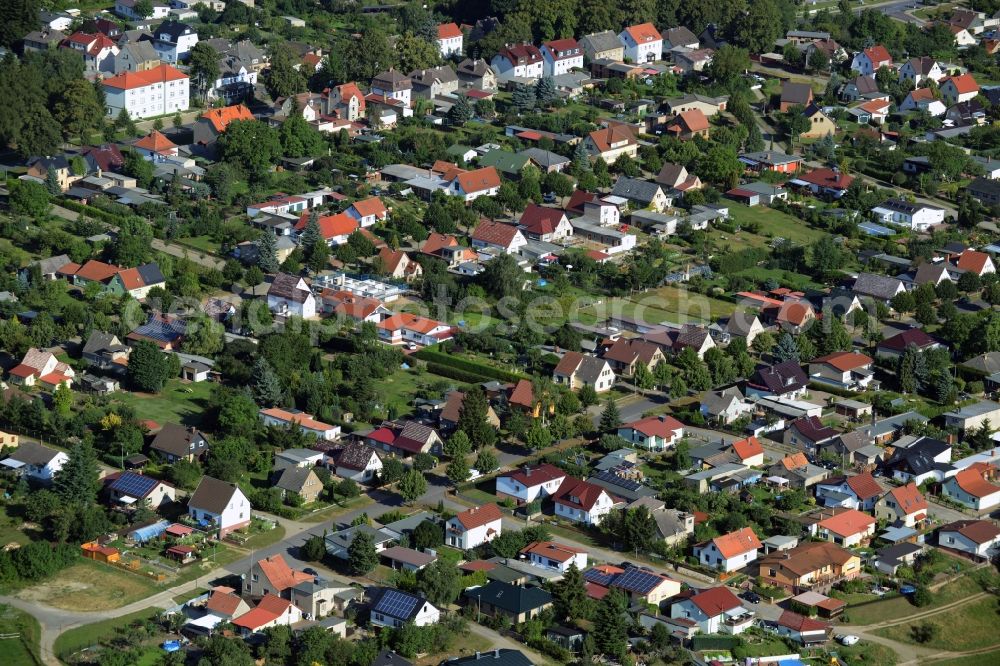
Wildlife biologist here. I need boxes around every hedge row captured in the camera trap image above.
[57,199,128,225]
[414,349,525,382]
[425,363,490,384]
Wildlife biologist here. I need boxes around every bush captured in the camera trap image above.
[414,349,525,382]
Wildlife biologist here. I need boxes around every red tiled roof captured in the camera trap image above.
[115,267,143,292]
[623,415,683,439]
[731,436,764,461]
[102,64,187,91]
[351,196,387,218]
[688,587,742,616]
[134,130,177,153]
[812,351,872,372]
[295,211,358,239]
[800,168,855,190]
[941,519,1000,544]
[710,527,762,559]
[438,22,462,39]
[454,167,501,194]
[553,477,612,511]
[453,503,503,530]
[518,203,567,235]
[625,23,662,44]
[501,463,566,487]
[421,232,459,256]
[889,482,928,514]
[863,45,892,65]
[778,610,829,633]
[232,594,292,630]
[74,259,119,283]
[956,249,992,274]
[588,125,636,152]
[472,219,521,248]
[521,540,586,563]
[675,109,710,132]
[944,73,979,95]
[8,364,37,378]
[844,472,883,500]
[508,379,534,409]
[818,508,875,537]
[200,104,254,133]
[206,590,245,617]
[951,467,1000,499]
[781,452,810,470]
[256,554,312,593]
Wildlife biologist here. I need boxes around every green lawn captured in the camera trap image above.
[578,284,735,326]
[171,587,208,604]
[844,576,982,625]
[874,597,1000,651]
[727,204,828,246]
[372,368,431,419]
[0,604,41,666]
[53,607,163,659]
[112,379,215,426]
[930,651,1000,666]
[175,235,221,255]
[832,641,900,666]
[300,495,374,523]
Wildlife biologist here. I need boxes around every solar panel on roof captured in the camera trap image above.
[583,569,616,586]
[593,470,643,492]
[375,589,419,619]
[614,568,661,594]
[111,472,157,497]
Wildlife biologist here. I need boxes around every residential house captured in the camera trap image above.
[273,448,324,473]
[553,478,616,525]
[580,31,624,63]
[541,39,583,77]
[471,220,528,254]
[583,565,681,605]
[325,82,365,121]
[617,415,684,452]
[552,351,615,392]
[346,197,388,228]
[943,401,1000,433]
[436,23,463,57]
[100,63,189,120]
[82,331,130,370]
[899,57,943,85]
[955,249,996,276]
[808,352,875,392]
[187,476,251,537]
[619,23,662,63]
[815,472,883,511]
[850,45,892,75]
[438,390,500,432]
[694,527,762,572]
[232,594,303,636]
[126,313,185,351]
[814,509,875,547]
[521,541,587,573]
[664,26,699,51]
[780,82,814,112]
[800,104,837,138]
[260,407,341,441]
[937,520,1000,557]
[274,466,323,503]
[700,387,754,425]
[62,31,118,75]
[969,176,1000,206]
[876,328,942,360]
[7,348,74,389]
[942,464,1000,511]
[369,588,439,628]
[851,272,906,302]
[376,313,453,347]
[670,587,752,635]
[795,168,854,198]
[491,44,543,81]
[655,163,702,195]
[584,125,638,163]
[193,104,254,147]
[495,464,566,504]
[150,424,209,463]
[325,524,395,559]
[133,130,178,159]
[205,588,252,622]
[517,204,573,242]
[364,420,444,457]
[447,166,502,202]
[784,416,839,454]
[739,151,803,174]
[408,65,459,100]
[899,88,946,116]
[151,20,198,63]
[370,69,412,109]
[875,483,929,527]
[374,248,421,283]
[114,40,160,73]
[244,554,312,598]
[663,93,728,116]
[775,611,829,646]
[0,443,68,483]
[446,503,503,549]
[725,313,766,346]
[602,338,665,377]
[116,0,170,20]
[941,73,979,105]
[730,436,765,467]
[746,361,809,399]
[610,177,672,211]
[665,109,710,140]
[770,452,829,489]
[882,437,952,484]
[464,581,552,623]
[333,443,382,483]
[841,74,879,102]
[267,273,317,319]
[456,58,497,91]
[757,541,861,593]
[875,542,925,575]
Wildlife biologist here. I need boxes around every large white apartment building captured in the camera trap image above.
[102,63,189,120]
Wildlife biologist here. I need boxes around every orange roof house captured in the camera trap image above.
[247,554,313,596]
[196,104,254,144]
[294,211,358,242]
[101,63,187,91]
[232,594,300,634]
[876,482,928,527]
[955,249,995,276]
[134,130,178,156]
[437,23,463,40]
[666,109,710,140]
[452,166,501,197]
[816,509,875,545]
[731,436,765,465]
[624,23,662,44]
[694,526,762,572]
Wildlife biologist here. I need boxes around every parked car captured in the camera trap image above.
[837,635,860,646]
[741,590,761,604]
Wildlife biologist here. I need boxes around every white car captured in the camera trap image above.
[837,635,860,646]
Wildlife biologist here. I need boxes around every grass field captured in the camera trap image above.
[0,604,41,666]
[727,204,828,246]
[844,576,982,625]
[175,235,221,255]
[112,379,215,426]
[833,641,900,666]
[16,561,159,611]
[372,368,432,418]
[930,651,1000,666]
[874,597,1000,651]
[53,607,163,658]
[578,284,735,325]
[171,587,208,604]
[301,495,374,523]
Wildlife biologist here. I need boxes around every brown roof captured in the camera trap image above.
[452,503,503,530]
[508,379,534,409]
[335,442,379,471]
[951,467,1000,499]
[757,541,855,577]
[845,472,883,500]
[206,590,247,617]
[670,109,710,133]
[471,219,522,248]
[603,338,661,366]
[256,554,312,592]
[421,232,459,256]
[888,482,928,514]
[150,423,208,458]
[688,587,742,616]
[587,125,636,153]
[501,463,565,487]
[940,519,1000,544]
[454,167,501,194]
[812,351,872,372]
[188,476,241,515]
[74,259,119,283]
[778,610,829,633]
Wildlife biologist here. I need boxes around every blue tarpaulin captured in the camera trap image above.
[129,520,170,543]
